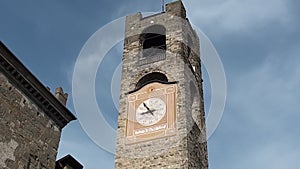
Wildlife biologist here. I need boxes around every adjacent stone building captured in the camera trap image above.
[55,155,83,169]
[0,41,76,168]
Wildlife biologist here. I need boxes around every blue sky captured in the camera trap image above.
[1,0,300,169]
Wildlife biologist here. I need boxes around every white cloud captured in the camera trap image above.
[185,0,292,34]
[222,43,300,168]
[231,42,300,121]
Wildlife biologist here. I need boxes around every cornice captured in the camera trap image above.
[0,41,76,129]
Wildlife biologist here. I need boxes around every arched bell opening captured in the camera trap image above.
[135,72,168,90]
[140,25,166,58]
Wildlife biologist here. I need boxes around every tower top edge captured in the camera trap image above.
[126,0,187,21]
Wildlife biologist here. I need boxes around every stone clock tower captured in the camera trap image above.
[115,1,208,168]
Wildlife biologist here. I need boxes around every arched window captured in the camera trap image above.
[135,72,168,89]
[140,25,166,58]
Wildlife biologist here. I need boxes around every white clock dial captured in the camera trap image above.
[136,98,166,126]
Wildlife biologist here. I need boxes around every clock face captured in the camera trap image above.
[136,98,166,126]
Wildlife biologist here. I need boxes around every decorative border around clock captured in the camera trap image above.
[125,82,177,144]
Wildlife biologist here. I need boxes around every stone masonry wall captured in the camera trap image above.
[0,72,61,169]
[115,1,208,168]
[116,11,189,168]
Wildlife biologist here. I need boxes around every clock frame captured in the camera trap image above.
[125,82,177,144]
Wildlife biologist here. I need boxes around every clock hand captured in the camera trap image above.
[149,110,154,116]
[140,109,156,115]
[140,111,149,115]
[148,109,156,116]
[143,102,151,111]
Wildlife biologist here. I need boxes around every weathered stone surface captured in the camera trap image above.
[0,41,76,169]
[115,1,208,168]
[0,72,61,169]
[0,140,18,168]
